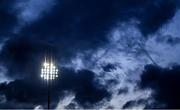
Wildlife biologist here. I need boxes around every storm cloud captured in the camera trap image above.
[138,65,180,108]
[0,0,180,109]
[0,68,110,109]
[0,0,179,78]
[0,0,17,37]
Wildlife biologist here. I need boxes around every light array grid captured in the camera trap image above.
[41,61,58,80]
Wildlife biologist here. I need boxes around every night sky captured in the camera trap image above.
[0,0,180,109]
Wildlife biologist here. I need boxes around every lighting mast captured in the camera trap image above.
[41,56,59,109]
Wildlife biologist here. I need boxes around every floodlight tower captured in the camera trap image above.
[41,56,59,109]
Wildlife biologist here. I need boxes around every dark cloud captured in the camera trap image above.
[0,0,178,39]
[139,65,180,109]
[19,0,178,41]
[138,0,177,35]
[0,0,17,36]
[0,0,179,109]
[0,68,110,109]
[0,0,178,78]
[0,36,59,78]
[0,0,175,70]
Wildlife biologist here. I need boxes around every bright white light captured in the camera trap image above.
[41,58,59,80]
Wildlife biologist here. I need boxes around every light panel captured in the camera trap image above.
[41,58,59,80]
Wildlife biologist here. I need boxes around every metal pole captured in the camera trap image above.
[48,76,50,109]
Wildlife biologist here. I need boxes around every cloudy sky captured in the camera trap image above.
[0,0,180,109]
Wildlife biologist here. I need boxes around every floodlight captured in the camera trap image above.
[41,56,59,109]
[41,57,59,81]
